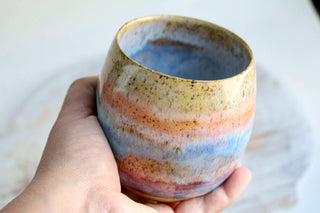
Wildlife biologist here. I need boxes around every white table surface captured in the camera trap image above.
[1,0,320,212]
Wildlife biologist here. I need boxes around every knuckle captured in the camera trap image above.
[69,78,86,89]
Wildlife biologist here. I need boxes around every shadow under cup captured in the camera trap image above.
[97,15,255,202]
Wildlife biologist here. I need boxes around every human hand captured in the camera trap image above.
[1,77,252,213]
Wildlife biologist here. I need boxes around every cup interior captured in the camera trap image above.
[118,16,251,81]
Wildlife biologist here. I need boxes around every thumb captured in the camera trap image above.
[57,76,98,123]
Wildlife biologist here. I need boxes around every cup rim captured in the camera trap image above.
[116,14,255,83]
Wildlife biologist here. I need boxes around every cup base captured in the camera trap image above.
[121,183,191,203]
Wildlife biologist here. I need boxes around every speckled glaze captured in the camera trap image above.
[97,15,256,202]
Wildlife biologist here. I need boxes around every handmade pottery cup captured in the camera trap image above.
[97,15,256,202]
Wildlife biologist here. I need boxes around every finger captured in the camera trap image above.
[58,76,98,123]
[223,166,251,198]
[146,203,174,213]
[175,167,252,213]
[122,187,174,213]
[204,167,252,212]
[110,194,162,213]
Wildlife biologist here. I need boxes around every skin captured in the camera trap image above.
[1,77,252,213]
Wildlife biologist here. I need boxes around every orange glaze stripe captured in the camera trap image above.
[100,82,255,137]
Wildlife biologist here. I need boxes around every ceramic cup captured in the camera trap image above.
[97,15,256,202]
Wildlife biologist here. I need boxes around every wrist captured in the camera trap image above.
[1,182,52,213]
[1,179,87,213]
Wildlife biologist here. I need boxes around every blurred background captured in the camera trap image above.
[1,0,320,212]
